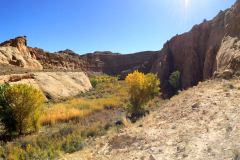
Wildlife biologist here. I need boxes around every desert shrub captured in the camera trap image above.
[236,70,240,76]
[109,83,113,89]
[0,82,17,134]
[0,125,83,159]
[90,78,98,88]
[4,84,45,134]
[169,70,180,89]
[109,77,115,83]
[223,88,230,92]
[125,70,160,117]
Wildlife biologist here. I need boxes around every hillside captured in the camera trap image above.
[63,75,240,160]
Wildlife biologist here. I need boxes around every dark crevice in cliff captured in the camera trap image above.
[160,41,178,98]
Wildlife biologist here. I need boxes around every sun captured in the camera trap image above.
[185,0,189,9]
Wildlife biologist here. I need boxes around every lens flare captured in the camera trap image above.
[185,0,189,9]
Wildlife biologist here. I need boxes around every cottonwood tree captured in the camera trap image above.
[125,70,160,117]
[4,84,45,134]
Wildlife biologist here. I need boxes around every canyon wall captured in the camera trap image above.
[28,47,155,75]
[119,0,240,97]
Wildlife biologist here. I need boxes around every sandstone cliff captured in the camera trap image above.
[152,0,240,90]
[29,47,155,75]
[0,36,42,70]
[0,72,91,99]
[119,0,240,97]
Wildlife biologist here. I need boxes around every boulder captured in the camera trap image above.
[222,69,234,77]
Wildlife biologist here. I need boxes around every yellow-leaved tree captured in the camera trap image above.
[125,70,160,117]
[4,84,45,134]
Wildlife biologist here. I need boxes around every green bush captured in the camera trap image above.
[169,71,180,89]
[90,78,98,88]
[0,82,17,134]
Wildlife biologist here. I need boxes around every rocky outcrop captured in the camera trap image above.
[120,52,159,79]
[147,0,240,95]
[0,72,91,99]
[97,51,156,75]
[0,36,42,70]
[118,0,240,97]
[28,47,86,70]
[29,47,155,75]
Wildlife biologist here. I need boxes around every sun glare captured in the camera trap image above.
[185,0,189,9]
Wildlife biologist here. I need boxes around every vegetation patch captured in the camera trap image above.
[0,74,165,159]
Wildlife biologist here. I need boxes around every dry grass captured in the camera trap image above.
[215,85,222,90]
[123,117,132,127]
[41,81,129,126]
[223,88,230,92]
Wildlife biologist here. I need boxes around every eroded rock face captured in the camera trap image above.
[97,51,156,75]
[148,0,240,95]
[0,72,91,99]
[120,52,159,80]
[29,47,155,75]
[0,36,42,70]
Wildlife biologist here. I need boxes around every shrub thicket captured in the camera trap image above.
[90,78,98,88]
[4,84,45,134]
[169,70,180,89]
[125,70,160,117]
[0,82,17,134]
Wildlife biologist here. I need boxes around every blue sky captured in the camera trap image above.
[0,0,236,55]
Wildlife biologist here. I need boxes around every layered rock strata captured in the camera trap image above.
[29,47,155,75]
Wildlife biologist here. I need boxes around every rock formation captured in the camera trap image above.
[97,51,156,75]
[0,72,91,99]
[119,0,240,97]
[120,52,159,79]
[0,36,42,70]
[29,47,155,75]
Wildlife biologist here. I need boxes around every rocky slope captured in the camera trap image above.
[0,72,91,99]
[0,36,42,70]
[63,75,240,160]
